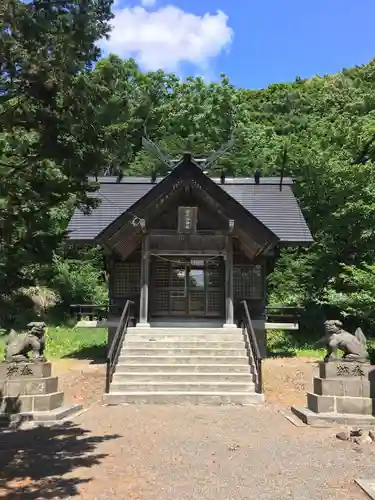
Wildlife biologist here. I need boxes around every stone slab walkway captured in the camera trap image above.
[1,403,374,499]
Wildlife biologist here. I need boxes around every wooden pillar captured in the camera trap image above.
[224,236,236,328]
[137,235,150,327]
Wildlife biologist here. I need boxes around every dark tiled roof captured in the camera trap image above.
[222,184,312,243]
[67,182,154,240]
[67,176,313,244]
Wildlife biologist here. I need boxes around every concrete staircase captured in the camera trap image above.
[103,327,264,405]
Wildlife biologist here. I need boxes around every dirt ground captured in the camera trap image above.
[51,358,106,408]
[1,357,373,500]
[52,355,319,411]
[263,356,318,409]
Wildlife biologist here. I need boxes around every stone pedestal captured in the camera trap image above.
[292,361,375,426]
[0,362,83,427]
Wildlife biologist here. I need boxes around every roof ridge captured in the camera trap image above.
[89,175,295,186]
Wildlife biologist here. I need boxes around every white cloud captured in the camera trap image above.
[140,0,156,6]
[102,5,233,73]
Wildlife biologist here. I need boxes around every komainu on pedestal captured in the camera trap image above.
[321,320,369,363]
[0,322,82,427]
[4,322,47,363]
[291,319,375,426]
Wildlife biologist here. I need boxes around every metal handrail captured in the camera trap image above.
[266,306,302,310]
[241,300,263,393]
[70,301,139,323]
[265,306,302,328]
[265,305,302,323]
[105,300,134,393]
[70,303,122,321]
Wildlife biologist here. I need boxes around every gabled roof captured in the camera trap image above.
[67,174,313,245]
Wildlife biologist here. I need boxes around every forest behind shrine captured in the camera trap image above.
[1,0,375,337]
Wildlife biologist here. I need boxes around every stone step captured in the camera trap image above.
[110,381,255,392]
[112,372,253,383]
[148,321,225,328]
[127,328,243,334]
[122,341,246,350]
[118,356,250,365]
[114,363,253,373]
[103,391,264,405]
[129,327,242,331]
[120,348,246,356]
[125,333,245,341]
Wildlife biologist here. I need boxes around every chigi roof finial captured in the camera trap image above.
[254,168,261,185]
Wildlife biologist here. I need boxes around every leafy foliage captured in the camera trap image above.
[51,255,107,308]
[19,286,60,318]
[0,0,112,319]
[1,3,375,331]
[322,265,375,323]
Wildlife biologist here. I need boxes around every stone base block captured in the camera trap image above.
[319,361,372,379]
[336,396,374,415]
[313,377,373,398]
[355,480,375,500]
[0,362,52,379]
[307,393,335,413]
[0,391,64,413]
[2,376,58,397]
[291,406,375,427]
[294,362,375,426]
[0,362,83,428]
[307,392,375,415]
[0,404,84,428]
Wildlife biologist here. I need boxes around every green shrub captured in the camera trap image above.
[321,264,375,327]
[51,256,108,308]
[267,329,294,352]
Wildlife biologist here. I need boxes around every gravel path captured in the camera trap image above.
[1,359,374,499]
[2,403,373,500]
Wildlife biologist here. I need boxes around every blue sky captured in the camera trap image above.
[102,0,375,89]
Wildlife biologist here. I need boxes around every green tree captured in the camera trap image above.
[321,264,375,326]
[0,0,113,323]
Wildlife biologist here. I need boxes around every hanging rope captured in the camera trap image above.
[149,254,223,298]
[149,253,222,265]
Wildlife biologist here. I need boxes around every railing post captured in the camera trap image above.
[241,300,263,394]
[106,300,132,393]
[137,235,150,327]
[223,236,236,329]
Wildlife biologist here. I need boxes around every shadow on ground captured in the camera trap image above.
[0,389,21,415]
[63,344,107,365]
[0,421,120,499]
[268,350,297,358]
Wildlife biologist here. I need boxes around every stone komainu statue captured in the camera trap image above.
[322,319,369,363]
[4,322,47,363]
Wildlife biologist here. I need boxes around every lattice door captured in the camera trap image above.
[113,262,140,297]
[188,268,205,315]
[170,264,188,315]
[205,262,224,316]
[150,257,224,318]
[151,258,170,315]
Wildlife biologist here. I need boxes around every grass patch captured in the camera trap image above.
[268,347,325,358]
[0,326,108,361]
[295,347,325,358]
[267,329,375,359]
